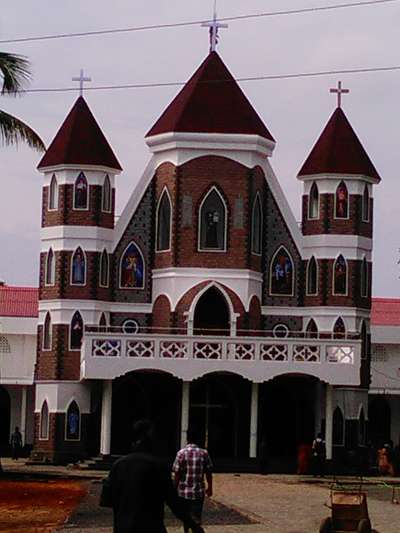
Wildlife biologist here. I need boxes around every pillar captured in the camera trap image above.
[250,383,259,458]
[180,381,190,448]
[325,384,333,460]
[100,380,113,456]
[20,386,27,445]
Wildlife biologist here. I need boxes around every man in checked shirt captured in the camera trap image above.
[172,428,213,532]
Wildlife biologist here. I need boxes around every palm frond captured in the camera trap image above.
[0,109,45,151]
[0,52,31,94]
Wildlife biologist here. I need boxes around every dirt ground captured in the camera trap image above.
[0,479,86,532]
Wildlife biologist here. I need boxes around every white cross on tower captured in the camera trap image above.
[201,0,228,52]
[330,81,350,109]
[72,69,92,97]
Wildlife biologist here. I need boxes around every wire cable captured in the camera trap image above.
[14,64,400,94]
[0,0,398,44]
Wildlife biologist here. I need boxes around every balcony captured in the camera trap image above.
[81,327,361,386]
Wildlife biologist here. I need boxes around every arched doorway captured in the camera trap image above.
[189,373,250,459]
[369,396,391,446]
[193,286,230,335]
[0,386,11,454]
[260,375,318,472]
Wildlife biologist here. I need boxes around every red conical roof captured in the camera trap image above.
[147,52,274,141]
[298,107,380,181]
[38,96,122,170]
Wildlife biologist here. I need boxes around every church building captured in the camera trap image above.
[27,43,382,470]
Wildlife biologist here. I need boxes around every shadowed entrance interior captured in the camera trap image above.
[0,386,10,454]
[368,396,391,446]
[194,286,230,335]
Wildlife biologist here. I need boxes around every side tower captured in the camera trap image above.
[33,96,121,462]
[298,92,381,456]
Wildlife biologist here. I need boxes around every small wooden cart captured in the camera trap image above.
[319,485,372,533]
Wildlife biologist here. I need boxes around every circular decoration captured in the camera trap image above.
[122,319,140,334]
[273,324,289,339]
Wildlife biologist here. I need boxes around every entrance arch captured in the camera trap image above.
[0,386,10,454]
[193,286,230,336]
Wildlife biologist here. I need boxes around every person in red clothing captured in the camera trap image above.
[172,428,213,533]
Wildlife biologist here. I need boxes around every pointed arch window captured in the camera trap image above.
[45,248,55,286]
[333,254,347,295]
[120,242,145,289]
[99,312,107,332]
[73,172,88,210]
[305,319,318,339]
[43,312,52,350]
[251,193,262,255]
[71,247,86,285]
[333,407,344,446]
[361,257,368,298]
[65,400,81,440]
[335,181,349,219]
[333,317,346,338]
[362,185,370,222]
[308,182,319,219]
[306,256,318,295]
[70,311,84,351]
[102,175,112,213]
[40,400,49,440]
[270,246,294,296]
[48,174,58,210]
[99,249,109,288]
[156,189,172,251]
[199,187,227,251]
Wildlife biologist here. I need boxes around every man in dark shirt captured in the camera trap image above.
[100,420,204,533]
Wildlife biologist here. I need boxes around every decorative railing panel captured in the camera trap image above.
[92,339,121,357]
[126,340,154,358]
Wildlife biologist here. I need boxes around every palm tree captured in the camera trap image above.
[0,51,45,151]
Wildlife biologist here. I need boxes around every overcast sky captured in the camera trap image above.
[0,0,399,296]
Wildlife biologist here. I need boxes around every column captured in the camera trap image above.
[325,384,333,461]
[100,380,113,456]
[250,383,259,458]
[20,386,27,445]
[180,381,190,448]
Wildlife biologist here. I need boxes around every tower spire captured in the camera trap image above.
[201,0,228,52]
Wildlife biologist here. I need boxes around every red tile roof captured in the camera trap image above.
[298,107,380,181]
[371,298,400,326]
[0,286,38,318]
[147,52,274,141]
[38,96,122,171]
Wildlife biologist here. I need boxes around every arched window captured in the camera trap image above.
[0,336,11,353]
[305,319,318,339]
[120,242,145,289]
[199,187,227,251]
[362,184,370,222]
[71,247,86,285]
[40,400,49,440]
[333,254,347,295]
[45,248,55,286]
[270,246,294,296]
[43,312,52,350]
[251,193,262,255]
[361,257,368,298]
[308,182,319,219]
[335,181,349,219]
[48,174,58,210]
[306,256,318,295]
[359,408,366,445]
[99,313,107,327]
[73,172,88,209]
[99,249,109,288]
[70,311,84,350]
[102,175,111,212]
[156,188,172,252]
[333,317,346,338]
[65,400,80,440]
[333,407,344,446]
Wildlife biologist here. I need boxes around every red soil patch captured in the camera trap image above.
[0,479,86,532]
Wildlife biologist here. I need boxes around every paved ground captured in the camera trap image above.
[2,459,400,532]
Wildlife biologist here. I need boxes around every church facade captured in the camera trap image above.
[30,51,380,470]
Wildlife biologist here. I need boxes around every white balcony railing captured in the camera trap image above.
[81,330,361,386]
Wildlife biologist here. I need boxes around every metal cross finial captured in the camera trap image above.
[72,69,92,97]
[330,81,350,109]
[201,0,228,52]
